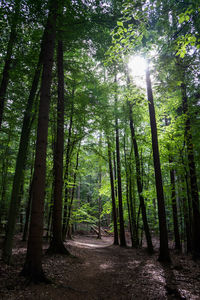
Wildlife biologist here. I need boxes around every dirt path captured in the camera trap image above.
[0,235,200,299]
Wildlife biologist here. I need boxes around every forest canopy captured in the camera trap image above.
[0,0,200,283]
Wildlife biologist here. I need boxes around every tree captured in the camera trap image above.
[114,74,126,247]
[2,38,43,264]
[179,66,200,258]
[107,139,119,245]
[126,89,153,253]
[146,62,170,262]
[21,0,59,282]
[47,39,70,254]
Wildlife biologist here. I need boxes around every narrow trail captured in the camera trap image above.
[0,235,200,299]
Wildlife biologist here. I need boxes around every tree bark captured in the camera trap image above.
[146,63,170,262]
[114,75,126,247]
[107,140,119,245]
[2,50,42,264]
[97,135,102,239]
[63,144,80,239]
[128,99,153,253]
[128,165,139,248]
[181,81,200,259]
[21,0,58,282]
[47,40,69,255]
[22,179,33,242]
[169,162,181,251]
[62,98,74,240]
[0,133,11,233]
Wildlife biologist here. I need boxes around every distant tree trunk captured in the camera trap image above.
[22,179,33,242]
[169,161,181,251]
[113,151,118,201]
[47,40,69,255]
[181,81,200,259]
[146,63,170,262]
[97,187,102,239]
[0,0,21,128]
[128,165,139,247]
[18,176,25,233]
[123,130,138,247]
[123,141,131,242]
[22,144,35,242]
[2,56,42,264]
[63,144,80,239]
[180,152,193,252]
[62,98,74,240]
[184,176,192,253]
[97,134,102,239]
[0,133,11,233]
[114,75,126,247]
[164,115,181,251]
[21,0,58,282]
[127,99,153,254]
[126,169,134,245]
[107,140,119,245]
[182,195,192,253]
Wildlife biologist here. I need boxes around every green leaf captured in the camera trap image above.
[117,21,123,27]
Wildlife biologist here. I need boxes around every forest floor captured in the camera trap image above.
[0,233,200,300]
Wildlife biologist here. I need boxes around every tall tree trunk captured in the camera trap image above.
[128,164,139,247]
[22,142,35,242]
[124,151,133,246]
[62,98,74,240]
[146,63,170,262]
[113,151,118,201]
[47,40,69,255]
[181,181,192,253]
[128,99,153,254]
[114,75,126,247]
[22,179,33,242]
[107,140,119,245]
[164,116,181,251]
[181,81,200,258]
[21,0,58,282]
[63,144,80,239]
[2,54,42,264]
[169,161,181,251]
[0,132,11,233]
[0,0,21,128]
[180,152,193,251]
[97,134,102,239]
[123,131,138,248]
